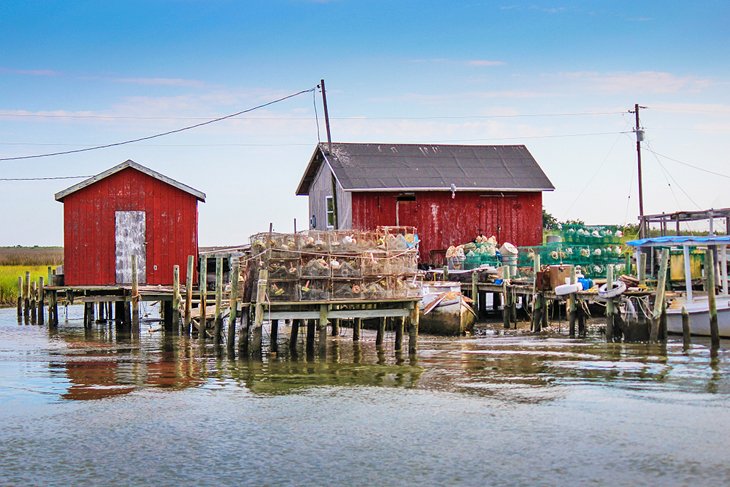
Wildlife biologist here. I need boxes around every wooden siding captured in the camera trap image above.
[307,160,351,230]
[351,191,542,263]
[62,167,199,286]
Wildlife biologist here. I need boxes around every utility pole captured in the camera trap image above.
[320,79,333,154]
[630,103,647,238]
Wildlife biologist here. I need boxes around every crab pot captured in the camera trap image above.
[361,251,389,276]
[299,279,330,301]
[330,255,362,278]
[267,258,300,279]
[301,255,332,278]
[361,277,391,300]
[298,230,331,253]
[331,279,364,300]
[268,280,299,302]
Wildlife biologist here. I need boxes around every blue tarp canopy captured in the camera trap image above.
[626,235,730,247]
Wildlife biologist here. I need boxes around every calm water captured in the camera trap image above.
[1,305,729,486]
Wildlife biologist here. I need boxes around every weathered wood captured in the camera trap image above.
[289,319,300,354]
[650,249,670,342]
[30,281,37,324]
[659,301,668,341]
[605,265,615,342]
[376,317,386,347]
[270,320,279,353]
[24,271,31,323]
[172,265,181,333]
[568,267,577,338]
[131,255,140,328]
[17,276,23,321]
[306,319,315,357]
[353,317,362,342]
[198,256,208,342]
[238,310,250,356]
[408,302,419,355]
[502,281,510,329]
[442,265,449,281]
[214,257,223,344]
[395,316,405,351]
[227,262,240,354]
[318,304,328,356]
[251,268,267,355]
[184,255,194,334]
[706,249,720,349]
[681,306,691,350]
[49,290,59,327]
[471,271,478,308]
[638,252,647,286]
[37,277,45,325]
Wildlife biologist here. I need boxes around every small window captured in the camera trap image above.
[326,195,336,229]
[397,193,416,202]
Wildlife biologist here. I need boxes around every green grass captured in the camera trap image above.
[0,265,59,307]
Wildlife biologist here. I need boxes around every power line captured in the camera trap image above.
[0,87,316,162]
[0,175,91,181]
[643,147,730,179]
[0,110,625,121]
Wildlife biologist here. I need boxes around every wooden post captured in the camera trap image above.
[24,271,30,323]
[172,265,181,333]
[395,316,405,351]
[270,320,279,354]
[442,265,449,281]
[214,257,223,344]
[199,256,208,342]
[353,317,362,342]
[318,304,328,356]
[306,319,315,357]
[531,254,541,333]
[17,276,23,321]
[660,301,668,341]
[638,252,647,286]
[605,264,615,342]
[502,266,510,329]
[238,310,250,356]
[30,282,37,324]
[471,271,478,309]
[408,301,419,355]
[131,255,139,328]
[706,249,720,349]
[681,306,691,350]
[49,291,58,327]
[37,277,45,325]
[227,262,239,354]
[332,318,340,336]
[251,269,267,356]
[289,319,300,354]
[568,267,577,338]
[184,255,194,335]
[376,317,386,347]
[650,249,670,342]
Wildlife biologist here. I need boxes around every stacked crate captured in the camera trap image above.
[249,227,421,302]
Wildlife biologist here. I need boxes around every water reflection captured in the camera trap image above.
[1,306,728,403]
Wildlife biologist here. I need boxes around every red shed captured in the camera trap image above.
[296,143,554,264]
[55,160,206,286]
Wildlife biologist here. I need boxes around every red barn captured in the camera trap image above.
[55,160,206,286]
[296,143,554,264]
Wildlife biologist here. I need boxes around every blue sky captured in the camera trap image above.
[2,0,730,245]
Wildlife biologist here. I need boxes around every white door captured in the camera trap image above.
[115,211,146,284]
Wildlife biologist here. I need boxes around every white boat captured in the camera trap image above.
[627,235,730,338]
[666,294,730,337]
[419,281,476,335]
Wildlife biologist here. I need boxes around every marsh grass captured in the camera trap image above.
[0,247,62,306]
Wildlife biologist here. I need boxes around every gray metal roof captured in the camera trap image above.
[296,143,554,195]
[55,159,206,202]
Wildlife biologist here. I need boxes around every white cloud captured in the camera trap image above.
[559,71,714,94]
[0,67,59,76]
[467,60,506,67]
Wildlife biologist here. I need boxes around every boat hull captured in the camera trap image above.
[666,295,730,338]
[419,282,476,335]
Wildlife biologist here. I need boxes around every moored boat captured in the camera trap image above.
[419,281,476,335]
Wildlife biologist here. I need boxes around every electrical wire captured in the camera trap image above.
[312,88,321,144]
[643,147,730,179]
[0,175,91,181]
[0,109,625,121]
[0,87,316,162]
[645,140,703,211]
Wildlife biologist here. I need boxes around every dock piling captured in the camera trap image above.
[38,277,45,325]
[318,304,328,357]
[681,306,691,350]
[214,257,223,344]
[227,262,239,354]
[705,249,720,349]
[131,255,139,328]
[199,257,208,342]
[17,276,23,322]
[172,264,181,333]
[408,302,419,356]
[605,265,615,342]
[184,255,194,335]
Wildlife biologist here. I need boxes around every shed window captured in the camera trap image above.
[326,195,336,229]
